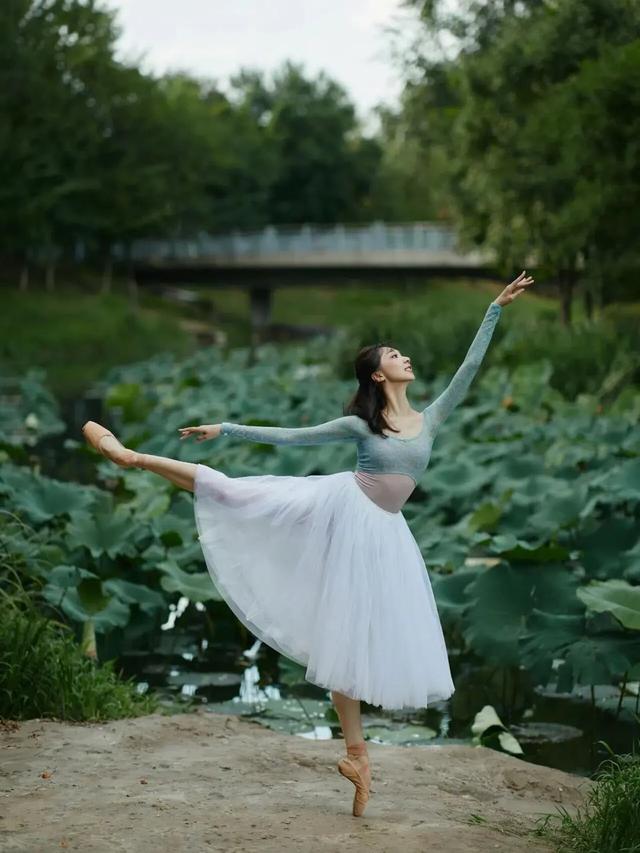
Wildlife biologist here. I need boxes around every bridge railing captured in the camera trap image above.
[129,222,459,262]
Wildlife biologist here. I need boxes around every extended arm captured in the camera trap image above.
[220,414,362,446]
[423,300,502,430]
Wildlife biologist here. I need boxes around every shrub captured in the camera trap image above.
[0,582,159,722]
[533,740,640,853]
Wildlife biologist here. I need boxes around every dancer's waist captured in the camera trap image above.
[352,470,416,513]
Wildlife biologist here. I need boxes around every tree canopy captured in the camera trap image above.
[395,0,640,317]
[3,0,639,312]
[0,0,383,285]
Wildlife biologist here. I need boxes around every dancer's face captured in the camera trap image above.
[371,347,415,385]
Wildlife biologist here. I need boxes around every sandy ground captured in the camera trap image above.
[0,709,593,853]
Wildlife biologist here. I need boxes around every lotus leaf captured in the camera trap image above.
[103,578,166,615]
[563,636,636,685]
[157,557,224,602]
[46,564,99,589]
[118,470,172,518]
[0,464,94,523]
[577,579,640,630]
[430,568,477,614]
[65,508,139,559]
[468,499,504,532]
[41,584,130,629]
[463,563,582,665]
[471,704,524,754]
[150,512,193,548]
[575,517,638,579]
[527,485,588,533]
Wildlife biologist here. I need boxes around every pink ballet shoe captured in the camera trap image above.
[82,421,140,468]
[337,740,370,817]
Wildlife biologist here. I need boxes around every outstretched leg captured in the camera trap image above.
[137,450,197,492]
[97,434,197,492]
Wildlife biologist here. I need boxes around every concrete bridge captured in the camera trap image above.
[127,222,497,341]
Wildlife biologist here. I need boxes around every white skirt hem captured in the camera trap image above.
[193,464,455,711]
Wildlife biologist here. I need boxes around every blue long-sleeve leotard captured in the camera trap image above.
[220,300,502,484]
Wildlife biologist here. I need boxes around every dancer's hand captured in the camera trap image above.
[494,270,535,307]
[178,424,221,442]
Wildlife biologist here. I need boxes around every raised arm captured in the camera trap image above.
[220,414,363,446]
[423,300,502,431]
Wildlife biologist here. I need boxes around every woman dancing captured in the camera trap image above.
[82,271,534,816]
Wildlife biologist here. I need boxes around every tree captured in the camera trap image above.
[231,62,382,224]
[402,0,640,322]
[0,0,120,288]
[527,40,640,309]
[0,2,387,288]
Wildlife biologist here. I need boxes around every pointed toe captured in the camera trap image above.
[82,421,115,456]
[338,756,371,817]
[82,421,138,468]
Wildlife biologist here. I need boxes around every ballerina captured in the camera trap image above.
[82,271,534,816]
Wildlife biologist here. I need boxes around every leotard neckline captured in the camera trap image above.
[380,412,426,442]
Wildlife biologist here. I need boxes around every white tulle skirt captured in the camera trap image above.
[193,464,455,711]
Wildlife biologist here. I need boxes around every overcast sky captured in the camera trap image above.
[107,0,418,123]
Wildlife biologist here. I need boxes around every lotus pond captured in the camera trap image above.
[2,331,639,779]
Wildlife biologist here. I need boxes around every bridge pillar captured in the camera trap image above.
[249,285,273,346]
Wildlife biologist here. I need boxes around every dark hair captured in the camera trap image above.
[343,340,400,437]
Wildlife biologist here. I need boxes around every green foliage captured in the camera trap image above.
[401,0,640,313]
[5,278,637,406]
[231,63,382,224]
[0,583,158,721]
[601,302,640,351]
[336,288,640,400]
[337,293,499,383]
[492,312,640,401]
[1,464,94,524]
[533,741,640,852]
[83,323,640,710]
[2,298,640,724]
[367,99,453,222]
[577,580,640,631]
[0,3,382,274]
[0,443,221,664]
[0,287,195,398]
[0,368,66,449]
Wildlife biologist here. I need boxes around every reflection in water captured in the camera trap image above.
[242,638,262,662]
[161,595,190,630]
[239,663,281,704]
[297,726,333,741]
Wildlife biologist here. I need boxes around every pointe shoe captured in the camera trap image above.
[338,740,370,817]
[82,421,140,468]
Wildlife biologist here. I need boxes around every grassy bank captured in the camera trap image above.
[0,285,196,399]
[0,275,618,402]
